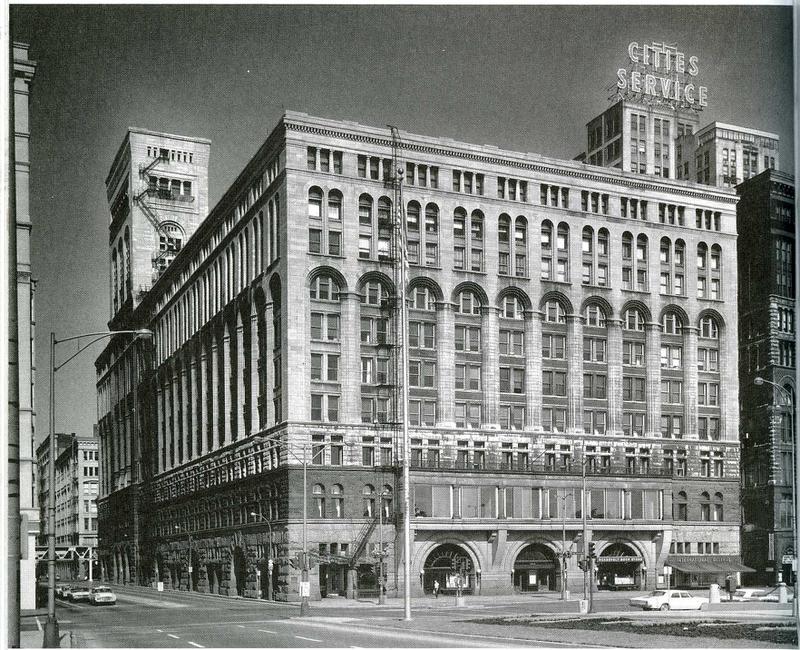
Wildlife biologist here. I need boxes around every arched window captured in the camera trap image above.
[111,249,119,310]
[713,492,723,521]
[424,203,439,267]
[699,315,719,339]
[328,190,342,222]
[584,304,607,328]
[710,244,722,299]
[312,484,326,517]
[540,220,553,280]
[697,243,708,298]
[361,279,389,307]
[407,201,421,264]
[331,484,344,518]
[310,274,340,301]
[308,187,323,219]
[381,485,393,518]
[123,227,131,298]
[411,285,436,311]
[501,295,524,320]
[635,234,648,290]
[362,484,376,517]
[544,299,565,323]
[514,216,528,277]
[662,312,682,335]
[457,290,481,315]
[377,197,392,259]
[700,491,711,521]
[623,307,646,332]
[498,214,511,276]
[674,491,688,521]
[358,194,374,259]
[556,223,570,282]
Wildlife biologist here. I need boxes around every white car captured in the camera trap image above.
[759,590,794,603]
[89,586,117,605]
[732,588,766,601]
[629,589,708,611]
[69,585,92,602]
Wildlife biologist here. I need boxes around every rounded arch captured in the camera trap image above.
[419,541,481,595]
[495,285,532,311]
[356,270,395,296]
[620,299,652,323]
[407,275,444,302]
[696,308,726,331]
[538,290,574,315]
[451,281,489,308]
[307,266,348,294]
[580,295,614,320]
[268,273,282,306]
[659,303,690,328]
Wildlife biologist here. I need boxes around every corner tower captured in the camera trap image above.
[105,128,211,319]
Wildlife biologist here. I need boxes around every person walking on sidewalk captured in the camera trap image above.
[433,580,440,598]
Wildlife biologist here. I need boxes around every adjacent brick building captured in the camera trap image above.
[737,169,796,587]
[96,112,746,600]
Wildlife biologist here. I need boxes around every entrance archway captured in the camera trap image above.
[422,544,476,595]
[597,542,642,590]
[513,544,557,592]
[190,549,200,591]
[232,546,247,596]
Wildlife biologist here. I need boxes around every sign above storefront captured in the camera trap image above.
[616,41,708,110]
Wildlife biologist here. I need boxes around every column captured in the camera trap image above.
[211,334,220,451]
[684,326,699,439]
[524,310,542,430]
[607,319,624,435]
[171,368,180,468]
[236,320,246,440]
[199,343,208,457]
[566,314,584,433]
[223,328,233,446]
[482,307,499,428]
[340,293,361,424]
[645,322,662,437]
[264,302,275,426]
[249,310,261,434]
[181,362,190,464]
[156,381,164,473]
[436,302,455,426]
[189,354,198,460]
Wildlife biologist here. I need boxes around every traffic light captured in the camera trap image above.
[588,542,596,559]
[577,559,586,571]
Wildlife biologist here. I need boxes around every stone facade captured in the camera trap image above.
[97,112,744,600]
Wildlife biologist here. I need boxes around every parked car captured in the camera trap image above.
[55,584,71,599]
[58,585,73,600]
[629,589,708,611]
[732,588,766,601]
[89,586,117,606]
[69,585,91,602]
[759,590,795,602]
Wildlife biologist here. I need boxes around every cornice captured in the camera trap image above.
[284,119,739,205]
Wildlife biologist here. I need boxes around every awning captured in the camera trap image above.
[665,555,756,573]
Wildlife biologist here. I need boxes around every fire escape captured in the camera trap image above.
[349,127,406,573]
[133,150,181,288]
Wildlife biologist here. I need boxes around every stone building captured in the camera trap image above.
[737,169,796,587]
[96,112,746,600]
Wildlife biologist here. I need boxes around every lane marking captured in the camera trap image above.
[156,629,164,633]
[167,633,180,639]
[237,624,245,628]
[188,643,204,648]
[258,630,277,634]
[35,617,42,631]
[295,635,323,642]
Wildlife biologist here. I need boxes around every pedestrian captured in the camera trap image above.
[433,579,440,598]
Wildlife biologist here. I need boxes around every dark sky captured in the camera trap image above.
[10,4,794,440]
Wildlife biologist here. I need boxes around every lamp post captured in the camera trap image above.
[249,512,273,601]
[558,492,574,600]
[44,329,151,647]
[754,376,798,636]
[373,490,391,605]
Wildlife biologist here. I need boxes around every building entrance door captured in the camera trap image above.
[513,544,557,592]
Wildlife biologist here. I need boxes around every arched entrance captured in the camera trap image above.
[189,549,200,591]
[206,563,220,594]
[422,544,476,595]
[513,544,557,592]
[232,546,247,596]
[597,542,643,590]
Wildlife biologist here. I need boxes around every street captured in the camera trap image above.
[34,586,637,648]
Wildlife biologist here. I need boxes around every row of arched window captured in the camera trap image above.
[111,226,131,310]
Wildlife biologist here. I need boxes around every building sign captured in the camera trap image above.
[616,41,708,109]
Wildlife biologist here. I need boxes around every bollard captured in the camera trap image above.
[579,599,589,614]
[708,583,721,604]
[777,583,788,604]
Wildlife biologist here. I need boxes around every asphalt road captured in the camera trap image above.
[53,588,606,648]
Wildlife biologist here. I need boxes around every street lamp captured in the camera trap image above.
[249,512,274,601]
[44,329,151,647]
[372,490,391,605]
[558,492,574,601]
[754,376,798,636]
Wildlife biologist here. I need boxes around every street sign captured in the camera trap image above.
[782,555,795,564]
[299,581,310,597]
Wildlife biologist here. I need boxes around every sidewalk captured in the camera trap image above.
[19,610,75,649]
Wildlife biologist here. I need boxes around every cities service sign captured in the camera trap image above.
[616,41,708,109]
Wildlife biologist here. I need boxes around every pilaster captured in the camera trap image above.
[435,302,455,426]
[607,318,623,435]
[645,322,662,437]
[481,306,499,428]
[524,310,542,430]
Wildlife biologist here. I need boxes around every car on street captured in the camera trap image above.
[732,588,766,601]
[629,589,708,611]
[55,584,71,599]
[89,586,117,606]
[69,585,92,602]
[758,589,794,602]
